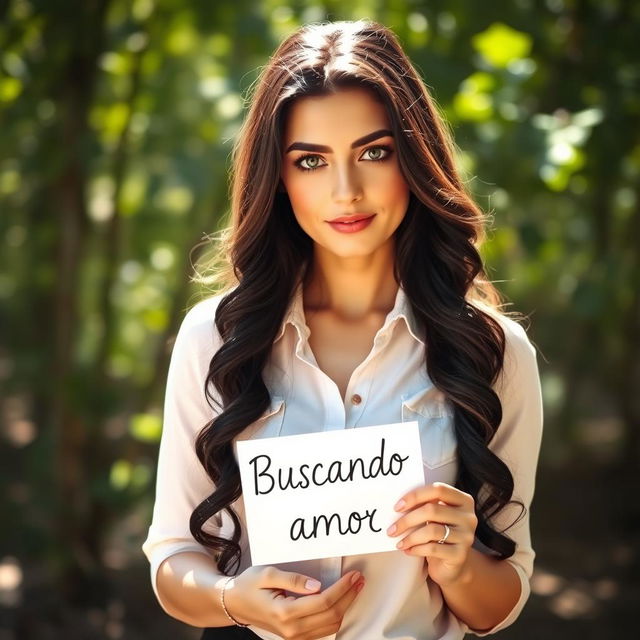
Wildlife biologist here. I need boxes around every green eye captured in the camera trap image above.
[293,145,393,173]
[364,146,393,161]
[295,155,325,172]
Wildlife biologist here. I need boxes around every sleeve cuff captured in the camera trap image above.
[464,561,531,636]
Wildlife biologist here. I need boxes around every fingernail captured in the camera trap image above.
[394,499,406,511]
[356,581,365,593]
[305,579,321,591]
[396,539,405,549]
[350,572,361,585]
[387,524,396,535]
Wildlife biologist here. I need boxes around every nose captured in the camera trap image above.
[331,165,363,204]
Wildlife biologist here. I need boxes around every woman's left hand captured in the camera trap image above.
[387,481,478,587]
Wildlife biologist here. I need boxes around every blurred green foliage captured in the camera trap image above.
[0,0,638,611]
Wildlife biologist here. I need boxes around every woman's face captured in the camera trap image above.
[280,86,410,261]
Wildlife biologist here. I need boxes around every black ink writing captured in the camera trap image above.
[248,438,409,496]
[290,508,382,540]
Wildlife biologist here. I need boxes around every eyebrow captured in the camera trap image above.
[285,128,393,153]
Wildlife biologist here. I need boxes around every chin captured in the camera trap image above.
[320,242,389,260]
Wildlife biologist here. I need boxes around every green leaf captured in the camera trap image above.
[130,413,162,443]
[453,91,493,121]
[461,72,496,93]
[0,77,22,102]
[110,460,132,490]
[472,23,532,68]
[120,169,148,216]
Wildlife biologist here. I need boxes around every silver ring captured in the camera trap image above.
[437,523,450,544]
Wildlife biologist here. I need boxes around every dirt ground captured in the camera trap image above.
[2,456,638,639]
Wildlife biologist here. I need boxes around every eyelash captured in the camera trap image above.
[293,145,394,172]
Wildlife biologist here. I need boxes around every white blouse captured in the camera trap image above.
[142,282,544,639]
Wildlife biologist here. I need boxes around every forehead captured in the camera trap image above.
[282,86,390,142]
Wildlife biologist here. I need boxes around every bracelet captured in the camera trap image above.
[220,576,250,627]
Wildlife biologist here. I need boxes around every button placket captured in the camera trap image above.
[319,556,342,589]
[292,327,346,430]
[346,356,378,428]
[321,370,345,430]
[345,383,365,428]
[320,557,342,591]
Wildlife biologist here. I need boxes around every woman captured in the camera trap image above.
[142,19,543,640]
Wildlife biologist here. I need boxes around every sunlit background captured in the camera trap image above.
[1,0,638,638]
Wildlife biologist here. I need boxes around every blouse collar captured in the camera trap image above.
[273,280,425,346]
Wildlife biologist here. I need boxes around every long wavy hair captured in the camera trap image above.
[190,19,524,575]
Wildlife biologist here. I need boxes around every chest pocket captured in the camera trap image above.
[250,396,286,440]
[401,387,457,469]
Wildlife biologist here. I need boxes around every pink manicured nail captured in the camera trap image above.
[396,539,405,549]
[394,499,406,511]
[350,572,361,585]
[305,579,321,591]
[387,524,396,535]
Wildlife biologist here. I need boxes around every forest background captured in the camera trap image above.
[1,0,639,638]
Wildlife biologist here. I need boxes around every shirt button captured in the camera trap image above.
[351,394,362,406]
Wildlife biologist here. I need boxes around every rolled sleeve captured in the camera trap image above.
[466,316,544,636]
[141,296,224,611]
[465,560,531,636]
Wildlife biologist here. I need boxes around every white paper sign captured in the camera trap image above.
[236,421,424,565]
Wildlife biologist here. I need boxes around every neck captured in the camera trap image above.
[303,242,399,320]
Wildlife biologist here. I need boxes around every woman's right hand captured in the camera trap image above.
[222,565,365,640]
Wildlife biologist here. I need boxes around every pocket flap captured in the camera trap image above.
[401,386,453,418]
[402,387,456,469]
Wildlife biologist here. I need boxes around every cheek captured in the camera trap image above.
[375,170,410,209]
[283,175,322,221]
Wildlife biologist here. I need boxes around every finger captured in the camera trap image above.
[402,542,450,557]
[395,481,472,511]
[388,502,461,536]
[396,523,457,550]
[402,541,465,560]
[330,575,365,618]
[275,571,360,619]
[291,576,364,636]
[259,566,323,594]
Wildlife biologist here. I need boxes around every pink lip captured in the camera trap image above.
[326,214,376,234]
[329,213,376,223]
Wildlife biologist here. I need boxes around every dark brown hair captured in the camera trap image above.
[190,19,523,575]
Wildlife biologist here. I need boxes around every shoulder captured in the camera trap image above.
[173,292,227,356]
[477,303,537,359]
[182,292,226,329]
[495,313,537,360]
[478,305,540,394]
